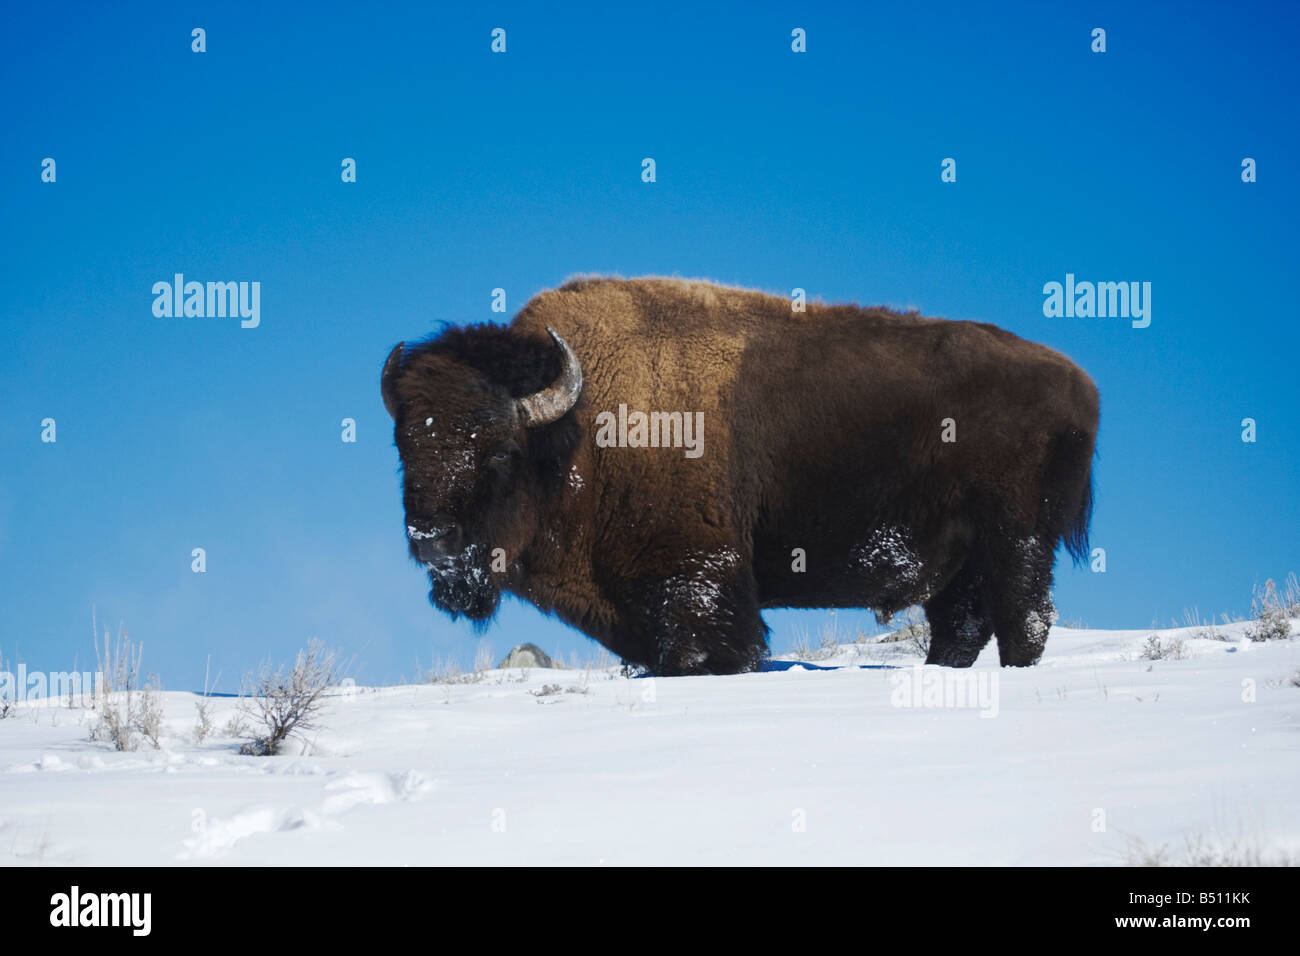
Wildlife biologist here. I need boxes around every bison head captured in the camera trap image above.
[381,325,582,620]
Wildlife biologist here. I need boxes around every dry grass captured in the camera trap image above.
[193,656,220,744]
[0,646,13,720]
[1126,831,1297,867]
[88,611,164,751]
[1178,607,1224,642]
[789,615,871,661]
[421,640,496,685]
[567,648,615,672]
[1247,575,1298,642]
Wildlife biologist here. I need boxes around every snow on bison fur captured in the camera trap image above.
[381,276,1098,675]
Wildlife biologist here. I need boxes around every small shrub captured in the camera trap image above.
[1247,578,1295,642]
[193,700,215,744]
[133,677,165,749]
[876,609,930,654]
[237,639,341,757]
[1124,836,1171,867]
[890,609,931,657]
[1140,634,1190,661]
[89,612,164,750]
[221,710,251,739]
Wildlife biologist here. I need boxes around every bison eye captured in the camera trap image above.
[485,444,520,472]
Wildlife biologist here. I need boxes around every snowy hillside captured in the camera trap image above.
[1,622,1297,866]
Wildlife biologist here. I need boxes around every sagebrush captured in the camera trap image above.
[238,639,341,756]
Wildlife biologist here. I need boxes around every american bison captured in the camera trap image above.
[382,277,1098,675]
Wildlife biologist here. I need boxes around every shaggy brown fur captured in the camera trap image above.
[383,276,1098,674]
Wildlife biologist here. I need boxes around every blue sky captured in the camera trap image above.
[2,1,1297,690]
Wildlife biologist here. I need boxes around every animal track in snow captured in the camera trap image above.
[180,769,433,859]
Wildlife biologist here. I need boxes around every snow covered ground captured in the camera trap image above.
[1,622,1297,866]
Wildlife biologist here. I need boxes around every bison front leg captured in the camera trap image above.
[619,561,769,676]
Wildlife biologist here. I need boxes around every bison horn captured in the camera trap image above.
[516,327,583,428]
[381,342,405,419]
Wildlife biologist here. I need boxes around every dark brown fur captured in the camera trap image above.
[384,277,1098,674]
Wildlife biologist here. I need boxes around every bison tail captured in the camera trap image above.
[1064,469,1093,567]
[1044,427,1095,568]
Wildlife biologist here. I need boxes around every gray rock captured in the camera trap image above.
[499,643,556,669]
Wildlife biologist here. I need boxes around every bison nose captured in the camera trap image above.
[408,520,461,564]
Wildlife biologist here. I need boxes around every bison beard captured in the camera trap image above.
[383,277,1099,676]
[425,545,500,622]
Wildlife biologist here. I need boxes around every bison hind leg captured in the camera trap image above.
[984,535,1057,667]
[923,563,993,668]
